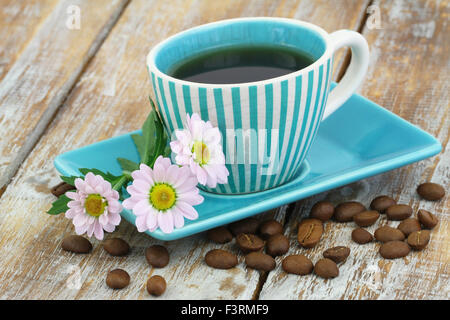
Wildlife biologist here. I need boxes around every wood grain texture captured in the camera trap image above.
[0,0,368,299]
[259,0,449,300]
[0,0,129,189]
[0,0,59,82]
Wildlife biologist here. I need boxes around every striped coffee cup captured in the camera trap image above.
[147,17,369,194]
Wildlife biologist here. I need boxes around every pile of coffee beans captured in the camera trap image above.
[203,181,444,281]
[60,234,168,296]
[57,180,444,294]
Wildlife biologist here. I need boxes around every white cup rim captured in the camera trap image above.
[146,17,334,88]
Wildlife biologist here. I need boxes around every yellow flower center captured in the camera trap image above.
[192,141,210,166]
[84,194,107,217]
[149,183,176,211]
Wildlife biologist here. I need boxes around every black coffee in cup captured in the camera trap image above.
[168,45,315,84]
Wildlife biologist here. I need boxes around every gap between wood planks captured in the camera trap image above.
[0,0,131,198]
[251,1,375,300]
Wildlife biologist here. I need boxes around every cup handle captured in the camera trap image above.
[322,30,369,120]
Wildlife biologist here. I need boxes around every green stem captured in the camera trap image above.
[112,174,130,191]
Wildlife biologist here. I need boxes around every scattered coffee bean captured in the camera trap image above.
[379,241,410,259]
[259,220,283,239]
[407,230,430,250]
[229,218,260,236]
[245,252,276,271]
[351,228,373,244]
[106,269,130,289]
[417,182,445,201]
[418,209,439,229]
[314,258,339,279]
[205,249,238,269]
[370,195,396,213]
[397,218,421,236]
[147,275,166,296]
[353,210,380,227]
[386,204,412,221]
[266,234,289,257]
[334,201,366,222]
[61,235,92,253]
[207,226,233,244]
[236,233,265,253]
[297,218,323,248]
[323,246,350,263]
[103,238,130,256]
[145,245,169,268]
[374,225,405,242]
[310,201,335,222]
[50,182,75,197]
[282,255,313,275]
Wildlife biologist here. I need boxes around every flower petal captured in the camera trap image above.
[158,211,174,234]
[94,221,104,240]
[176,201,199,220]
[135,215,148,232]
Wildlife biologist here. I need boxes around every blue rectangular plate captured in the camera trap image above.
[54,91,441,240]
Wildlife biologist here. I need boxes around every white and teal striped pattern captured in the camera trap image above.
[150,58,332,194]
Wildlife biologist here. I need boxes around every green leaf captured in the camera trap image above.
[117,158,139,172]
[141,111,157,164]
[60,175,79,186]
[131,133,145,161]
[78,168,120,183]
[163,145,171,157]
[47,195,71,215]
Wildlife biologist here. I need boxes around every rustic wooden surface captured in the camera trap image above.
[0,0,447,300]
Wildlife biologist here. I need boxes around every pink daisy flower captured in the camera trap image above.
[65,172,122,240]
[122,156,203,234]
[170,113,229,188]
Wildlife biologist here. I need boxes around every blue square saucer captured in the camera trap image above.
[54,91,441,240]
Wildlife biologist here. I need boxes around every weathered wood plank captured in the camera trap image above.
[0,0,129,190]
[0,0,368,299]
[260,0,449,300]
[0,0,59,82]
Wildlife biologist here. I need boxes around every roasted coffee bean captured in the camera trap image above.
[323,246,350,263]
[297,218,323,248]
[145,245,169,268]
[103,238,130,256]
[106,269,130,289]
[334,201,366,222]
[310,201,335,222]
[370,195,396,213]
[386,204,412,221]
[351,228,373,244]
[147,275,166,296]
[259,220,283,239]
[314,258,339,279]
[205,249,238,269]
[353,210,380,227]
[417,182,445,201]
[266,234,289,257]
[397,218,421,236]
[50,182,75,197]
[61,235,92,253]
[229,218,260,236]
[379,241,410,259]
[374,226,405,242]
[407,230,430,250]
[207,226,233,244]
[236,233,265,253]
[245,252,276,271]
[418,209,439,229]
[282,255,313,275]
